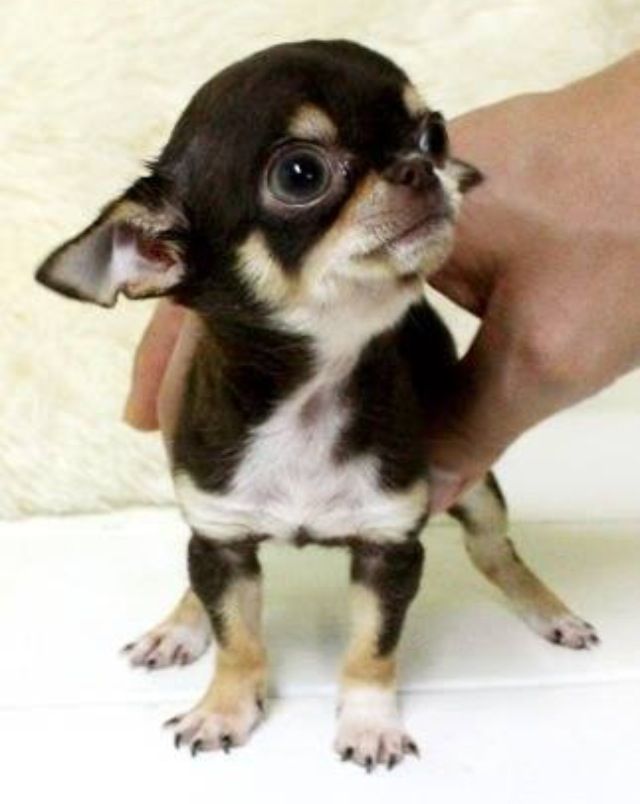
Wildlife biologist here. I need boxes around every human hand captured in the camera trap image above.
[426,52,640,512]
[123,299,186,431]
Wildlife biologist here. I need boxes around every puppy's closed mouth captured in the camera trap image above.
[365,211,451,264]
[384,211,451,248]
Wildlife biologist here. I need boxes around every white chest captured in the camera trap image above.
[174,373,428,544]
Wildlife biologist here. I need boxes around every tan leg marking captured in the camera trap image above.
[341,586,396,687]
[123,588,212,669]
[166,577,267,754]
[455,480,599,649]
[335,585,418,771]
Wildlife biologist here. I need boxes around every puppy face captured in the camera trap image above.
[36,40,480,346]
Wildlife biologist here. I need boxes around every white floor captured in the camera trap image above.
[1,508,639,803]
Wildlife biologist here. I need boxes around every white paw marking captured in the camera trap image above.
[122,622,211,669]
[536,614,600,650]
[334,687,418,771]
[166,697,264,755]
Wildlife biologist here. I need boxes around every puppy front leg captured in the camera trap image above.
[335,540,424,771]
[166,535,267,755]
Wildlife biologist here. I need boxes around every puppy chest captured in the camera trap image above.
[176,385,428,542]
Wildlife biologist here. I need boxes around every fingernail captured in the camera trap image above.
[122,396,136,426]
[122,396,156,430]
[427,468,466,516]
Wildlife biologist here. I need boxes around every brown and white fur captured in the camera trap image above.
[36,40,598,771]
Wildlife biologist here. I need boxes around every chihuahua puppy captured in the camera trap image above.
[36,40,598,770]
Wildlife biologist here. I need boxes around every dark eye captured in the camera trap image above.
[418,111,449,162]
[267,145,332,205]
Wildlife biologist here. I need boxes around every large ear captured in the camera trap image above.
[448,157,484,193]
[35,178,188,308]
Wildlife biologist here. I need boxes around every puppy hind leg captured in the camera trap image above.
[166,535,267,755]
[450,475,599,649]
[123,587,212,669]
[335,540,424,771]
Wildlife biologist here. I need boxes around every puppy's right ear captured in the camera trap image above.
[35,176,188,308]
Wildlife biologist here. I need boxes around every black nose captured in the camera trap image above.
[383,156,439,192]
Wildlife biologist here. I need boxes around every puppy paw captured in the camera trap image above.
[540,614,600,650]
[165,696,264,755]
[122,621,211,669]
[334,689,418,771]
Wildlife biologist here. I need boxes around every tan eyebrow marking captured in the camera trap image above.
[287,103,338,142]
[402,84,426,118]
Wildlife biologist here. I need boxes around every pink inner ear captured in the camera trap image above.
[118,223,176,269]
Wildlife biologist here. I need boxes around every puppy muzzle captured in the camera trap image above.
[383,154,440,193]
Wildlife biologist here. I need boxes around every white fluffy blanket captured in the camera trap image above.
[3,0,639,517]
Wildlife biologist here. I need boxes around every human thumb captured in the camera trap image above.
[425,311,541,515]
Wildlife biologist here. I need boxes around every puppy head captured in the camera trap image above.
[36,40,481,345]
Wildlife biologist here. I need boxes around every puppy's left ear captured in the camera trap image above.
[449,158,484,193]
[35,176,188,308]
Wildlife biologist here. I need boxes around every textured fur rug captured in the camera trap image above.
[3,0,639,517]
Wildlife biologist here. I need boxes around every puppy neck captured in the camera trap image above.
[233,229,425,365]
[273,272,424,365]
[185,246,424,405]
